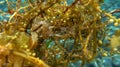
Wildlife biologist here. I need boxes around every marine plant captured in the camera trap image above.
[0,0,120,67]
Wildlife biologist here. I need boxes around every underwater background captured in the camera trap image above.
[0,0,120,67]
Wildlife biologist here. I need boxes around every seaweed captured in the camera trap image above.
[0,0,120,67]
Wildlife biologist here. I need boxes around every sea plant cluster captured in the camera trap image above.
[0,0,120,67]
